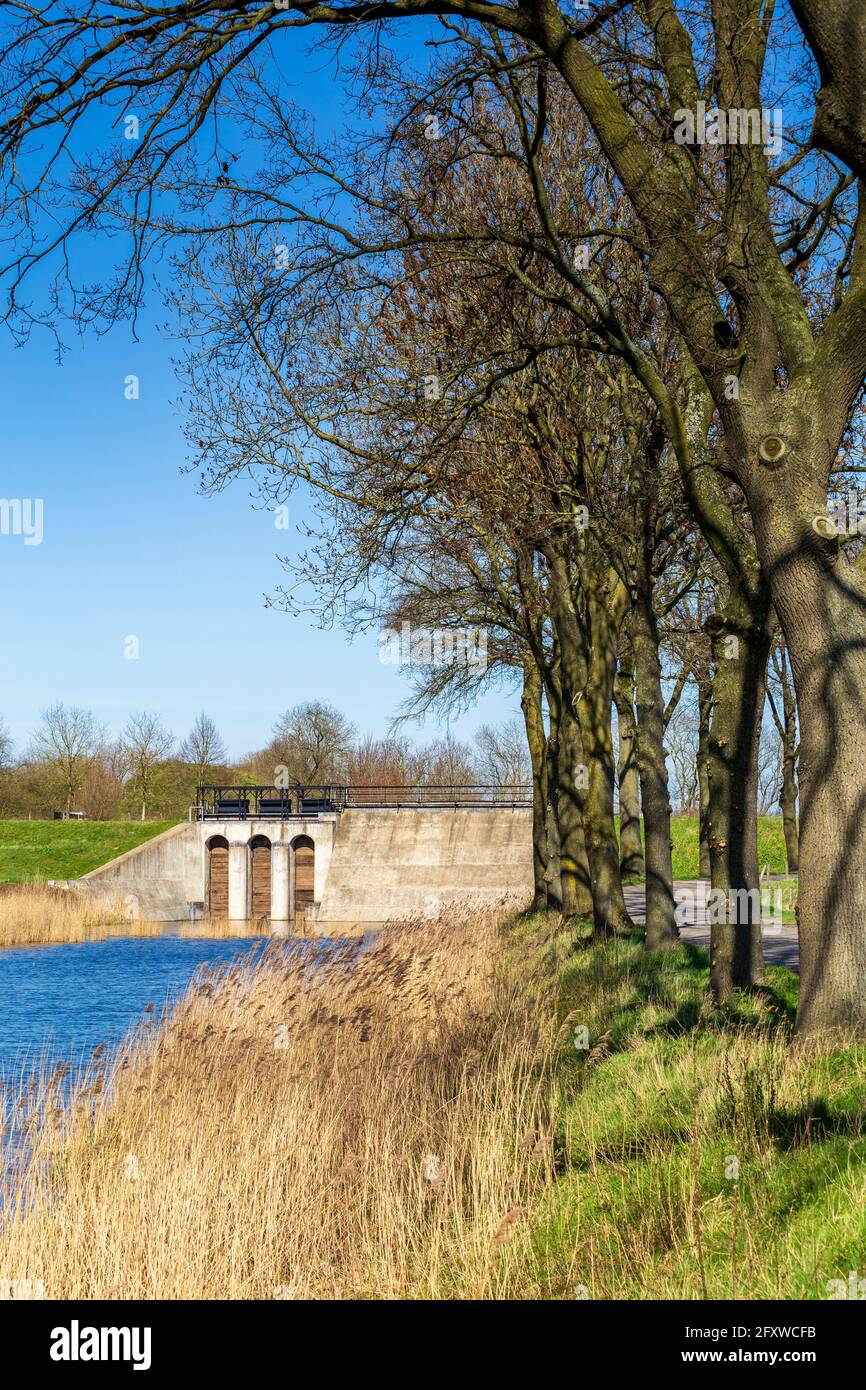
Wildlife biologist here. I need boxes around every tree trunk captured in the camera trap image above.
[780,755,799,876]
[541,680,564,910]
[580,588,636,939]
[704,594,771,1001]
[748,459,866,1036]
[632,577,678,949]
[789,0,866,181]
[544,759,563,910]
[614,634,645,880]
[672,385,771,998]
[551,697,593,918]
[775,644,800,874]
[520,653,551,911]
[545,545,613,926]
[697,674,713,879]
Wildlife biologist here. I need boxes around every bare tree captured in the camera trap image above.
[473,719,530,787]
[757,729,784,818]
[121,713,175,821]
[180,712,228,794]
[415,733,476,785]
[345,733,417,786]
[665,699,700,816]
[0,716,11,771]
[270,702,355,786]
[80,737,126,821]
[0,716,13,817]
[31,702,100,814]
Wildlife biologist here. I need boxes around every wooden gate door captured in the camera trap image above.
[293,837,314,929]
[250,836,272,920]
[208,837,229,917]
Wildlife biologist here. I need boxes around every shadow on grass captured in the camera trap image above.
[565,931,798,1046]
[770,1098,865,1149]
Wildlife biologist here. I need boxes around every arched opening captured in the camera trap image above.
[207,835,229,917]
[292,835,315,929]
[249,834,272,920]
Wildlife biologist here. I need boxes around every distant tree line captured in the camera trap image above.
[0,702,529,822]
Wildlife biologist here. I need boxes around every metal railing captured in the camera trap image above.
[342,784,532,809]
[194,784,532,818]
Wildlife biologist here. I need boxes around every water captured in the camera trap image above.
[0,929,267,1087]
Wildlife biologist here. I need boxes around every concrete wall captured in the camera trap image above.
[313,807,533,932]
[67,808,532,926]
[75,818,338,921]
[74,823,202,921]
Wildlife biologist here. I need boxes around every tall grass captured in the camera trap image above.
[535,932,865,1299]
[0,886,266,947]
[1,911,861,1300]
[0,911,557,1299]
[0,885,132,946]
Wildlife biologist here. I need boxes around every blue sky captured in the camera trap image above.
[0,26,517,760]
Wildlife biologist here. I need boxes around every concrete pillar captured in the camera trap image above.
[271,841,291,923]
[228,840,249,921]
[314,824,335,901]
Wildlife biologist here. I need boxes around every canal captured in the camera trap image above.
[0,928,268,1085]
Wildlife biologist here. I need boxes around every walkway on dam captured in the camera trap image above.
[623,879,800,971]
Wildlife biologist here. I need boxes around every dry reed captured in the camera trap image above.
[0,885,133,946]
[0,887,271,947]
[0,910,557,1298]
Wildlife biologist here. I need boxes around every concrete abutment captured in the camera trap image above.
[67,808,533,930]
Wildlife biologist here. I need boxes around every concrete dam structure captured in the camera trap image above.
[71,792,534,932]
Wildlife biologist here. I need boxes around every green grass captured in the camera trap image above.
[510,915,865,1299]
[0,819,180,883]
[764,878,799,923]
[669,815,789,879]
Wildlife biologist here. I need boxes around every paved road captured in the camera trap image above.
[623,879,799,971]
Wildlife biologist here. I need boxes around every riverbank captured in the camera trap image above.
[0,885,266,948]
[0,884,134,947]
[0,910,861,1298]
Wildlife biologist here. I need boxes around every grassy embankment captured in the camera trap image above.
[0,819,178,884]
[0,907,860,1299]
[670,814,789,879]
[0,821,179,946]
